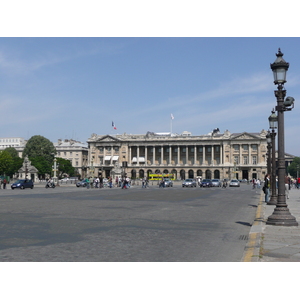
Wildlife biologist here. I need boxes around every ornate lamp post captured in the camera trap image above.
[266,131,272,175]
[268,109,278,205]
[266,49,298,226]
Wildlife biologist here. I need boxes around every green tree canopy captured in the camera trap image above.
[287,157,300,178]
[2,147,23,177]
[56,157,75,178]
[22,135,56,176]
[23,135,56,162]
[0,151,13,175]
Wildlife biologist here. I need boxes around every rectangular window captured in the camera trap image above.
[243,156,248,165]
[252,156,257,165]
[243,145,249,151]
[233,145,239,151]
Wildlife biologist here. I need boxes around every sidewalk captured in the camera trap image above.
[245,188,300,262]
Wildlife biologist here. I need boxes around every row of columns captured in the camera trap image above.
[129,145,223,166]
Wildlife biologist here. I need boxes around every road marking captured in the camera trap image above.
[242,192,264,262]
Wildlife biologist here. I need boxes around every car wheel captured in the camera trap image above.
[11,187,14,190]
[20,186,25,189]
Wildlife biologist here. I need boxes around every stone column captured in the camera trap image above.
[177,146,180,165]
[203,145,206,165]
[211,145,214,166]
[145,146,148,166]
[194,145,197,165]
[169,145,172,165]
[137,146,140,166]
[161,146,163,165]
[153,146,156,165]
[186,146,188,165]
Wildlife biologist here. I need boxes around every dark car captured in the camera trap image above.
[182,178,197,187]
[200,179,213,187]
[11,179,34,189]
[76,179,88,187]
[211,179,222,187]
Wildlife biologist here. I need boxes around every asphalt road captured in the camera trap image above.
[0,182,260,261]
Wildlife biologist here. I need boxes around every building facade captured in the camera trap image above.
[87,130,270,181]
[54,139,89,177]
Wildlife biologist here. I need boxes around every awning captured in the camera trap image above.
[112,156,119,160]
[132,157,145,163]
[104,156,111,161]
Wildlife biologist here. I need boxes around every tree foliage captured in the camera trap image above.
[56,157,75,178]
[287,157,300,178]
[23,135,56,164]
[2,147,23,177]
[0,151,14,175]
[23,135,56,176]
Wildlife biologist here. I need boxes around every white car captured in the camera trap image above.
[229,179,240,187]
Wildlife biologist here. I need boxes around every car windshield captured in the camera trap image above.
[185,179,193,182]
[14,180,24,183]
[231,180,238,182]
[203,179,210,182]
[212,180,218,182]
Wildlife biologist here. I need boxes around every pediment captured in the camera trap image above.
[232,132,258,140]
[96,135,120,142]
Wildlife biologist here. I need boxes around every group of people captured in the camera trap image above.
[263,174,300,203]
[0,178,8,189]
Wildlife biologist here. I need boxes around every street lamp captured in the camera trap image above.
[266,49,298,226]
[266,131,271,175]
[268,109,278,205]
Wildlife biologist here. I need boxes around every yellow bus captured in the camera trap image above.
[148,173,176,181]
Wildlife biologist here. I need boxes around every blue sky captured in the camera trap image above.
[1,37,300,155]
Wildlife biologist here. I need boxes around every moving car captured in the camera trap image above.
[164,179,173,187]
[229,179,240,187]
[211,179,222,187]
[11,179,34,189]
[182,178,197,187]
[76,179,89,187]
[200,179,213,187]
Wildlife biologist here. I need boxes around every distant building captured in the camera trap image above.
[87,130,270,180]
[0,137,26,157]
[54,139,88,177]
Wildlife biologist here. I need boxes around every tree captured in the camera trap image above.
[2,147,23,177]
[0,151,13,175]
[23,135,56,177]
[56,157,75,178]
[287,157,300,178]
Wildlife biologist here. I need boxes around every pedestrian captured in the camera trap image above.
[3,178,7,189]
[285,175,290,199]
[263,174,271,203]
[222,179,227,188]
[109,177,112,188]
[86,178,90,189]
[297,177,300,189]
[142,177,146,188]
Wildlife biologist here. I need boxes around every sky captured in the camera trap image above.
[1,37,300,155]
[1,2,300,159]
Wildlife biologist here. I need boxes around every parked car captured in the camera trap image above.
[182,178,197,187]
[211,179,222,187]
[76,179,88,187]
[164,179,173,187]
[11,179,34,189]
[229,179,240,187]
[200,179,213,187]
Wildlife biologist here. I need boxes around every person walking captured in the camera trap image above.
[263,174,271,203]
[285,175,290,199]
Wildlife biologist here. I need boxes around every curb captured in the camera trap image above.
[241,192,264,262]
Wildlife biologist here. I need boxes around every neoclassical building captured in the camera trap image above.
[87,129,269,181]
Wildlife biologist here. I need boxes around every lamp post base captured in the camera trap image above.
[267,195,277,205]
[266,206,298,226]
